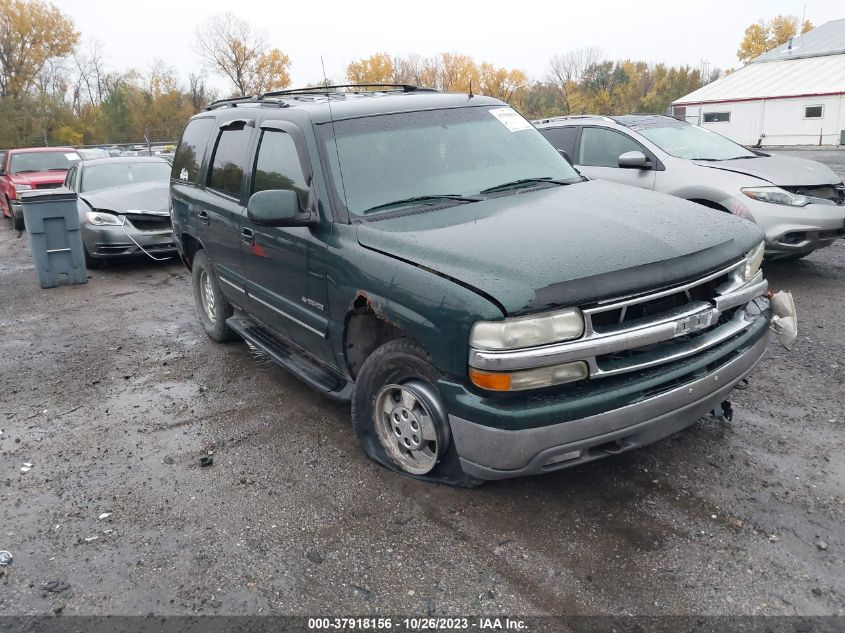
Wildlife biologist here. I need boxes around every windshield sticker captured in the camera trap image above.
[179,168,188,180]
[489,107,532,132]
[66,153,80,161]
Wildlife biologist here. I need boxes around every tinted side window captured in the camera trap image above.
[172,117,214,184]
[252,130,309,207]
[208,127,250,198]
[0,151,6,171]
[539,127,578,157]
[577,127,642,167]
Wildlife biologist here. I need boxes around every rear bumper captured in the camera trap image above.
[446,324,768,480]
[729,195,845,255]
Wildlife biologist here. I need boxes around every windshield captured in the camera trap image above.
[10,151,80,174]
[81,161,170,192]
[633,120,756,160]
[319,106,581,216]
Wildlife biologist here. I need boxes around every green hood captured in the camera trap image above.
[356,180,762,315]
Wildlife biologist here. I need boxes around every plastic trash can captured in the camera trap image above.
[20,188,88,288]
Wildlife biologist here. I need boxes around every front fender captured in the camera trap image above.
[327,224,503,378]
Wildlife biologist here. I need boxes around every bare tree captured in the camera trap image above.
[188,71,214,111]
[194,13,291,96]
[546,47,602,113]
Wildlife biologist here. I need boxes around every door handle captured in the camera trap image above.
[241,227,255,245]
[197,210,209,225]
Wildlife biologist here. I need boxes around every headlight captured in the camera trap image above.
[14,183,32,193]
[741,186,808,207]
[744,241,765,281]
[470,307,584,350]
[86,210,122,226]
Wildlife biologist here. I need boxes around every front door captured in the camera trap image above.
[574,126,657,190]
[240,123,333,363]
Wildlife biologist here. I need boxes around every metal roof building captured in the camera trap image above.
[672,19,845,146]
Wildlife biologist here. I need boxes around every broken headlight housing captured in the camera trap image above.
[743,241,765,281]
[86,210,121,226]
[741,186,809,207]
[470,307,584,350]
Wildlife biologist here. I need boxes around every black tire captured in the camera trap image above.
[5,196,23,230]
[83,247,102,269]
[11,208,24,231]
[191,249,237,343]
[351,338,482,487]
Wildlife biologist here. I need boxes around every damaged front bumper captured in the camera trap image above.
[81,220,176,260]
[727,195,845,257]
[442,317,769,480]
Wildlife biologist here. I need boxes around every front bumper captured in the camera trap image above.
[440,313,769,480]
[81,223,176,259]
[727,195,845,256]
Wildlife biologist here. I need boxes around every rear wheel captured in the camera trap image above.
[352,338,481,487]
[191,249,237,342]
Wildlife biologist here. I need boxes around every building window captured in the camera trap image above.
[703,112,730,123]
[804,105,824,119]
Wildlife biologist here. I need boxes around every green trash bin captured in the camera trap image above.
[20,188,88,289]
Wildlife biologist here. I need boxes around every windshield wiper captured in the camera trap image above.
[479,177,570,194]
[361,194,481,214]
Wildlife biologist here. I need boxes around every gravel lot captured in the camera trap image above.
[0,152,843,620]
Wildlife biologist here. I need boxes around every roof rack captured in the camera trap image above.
[205,84,436,110]
[261,84,431,98]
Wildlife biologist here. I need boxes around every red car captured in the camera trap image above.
[0,147,81,230]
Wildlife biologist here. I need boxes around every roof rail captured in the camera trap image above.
[205,95,263,110]
[532,114,615,124]
[260,84,434,98]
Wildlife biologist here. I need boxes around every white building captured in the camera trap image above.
[672,19,845,147]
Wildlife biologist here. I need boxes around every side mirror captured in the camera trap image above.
[247,189,316,227]
[558,149,573,165]
[618,151,649,169]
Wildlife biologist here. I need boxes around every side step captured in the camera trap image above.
[226,315,354,402]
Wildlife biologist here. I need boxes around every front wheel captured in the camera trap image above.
[351,338,481,487]
[191,249,237,342]
[83,247,102,269]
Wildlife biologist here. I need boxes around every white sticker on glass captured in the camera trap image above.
[489,107,532,132]
[66,153,80,160]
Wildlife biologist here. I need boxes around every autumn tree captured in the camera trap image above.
[194,13,290,95]
[346,52,394,85]
[546,47,601,114]
[737,15,813,63]
[0,0,78,98]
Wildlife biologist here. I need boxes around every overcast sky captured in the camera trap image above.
[53,0,842,91]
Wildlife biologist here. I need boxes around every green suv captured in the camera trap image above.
[170,85,771,486]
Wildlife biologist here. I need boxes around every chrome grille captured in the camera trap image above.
[468,259,769,379]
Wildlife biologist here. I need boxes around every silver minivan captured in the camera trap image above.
[534,115,845,260]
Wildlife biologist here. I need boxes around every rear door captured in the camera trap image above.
[573,126,657,190]
[191,119,256,296]
[239,121,333,362]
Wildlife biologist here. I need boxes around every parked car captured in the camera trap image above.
[0,147,81,230]
[534,115,845,260]
[63,157,176,268]
[171,86,775,485]
[76,147,111,160]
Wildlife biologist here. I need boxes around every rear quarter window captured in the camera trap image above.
[172,118,214,184]
[207,126,251,198]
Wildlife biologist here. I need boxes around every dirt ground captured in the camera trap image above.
[1,155,843,620]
